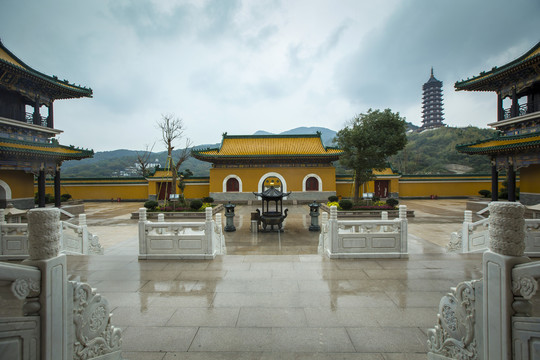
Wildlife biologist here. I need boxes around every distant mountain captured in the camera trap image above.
[253,126,337,146]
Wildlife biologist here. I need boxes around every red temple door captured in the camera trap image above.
[374,180,389,198]
[226,178,239,192]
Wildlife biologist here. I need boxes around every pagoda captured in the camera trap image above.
[0,40,93,209]
[421,68,445,130]
[192,133,343,202]
[455,41,540,205]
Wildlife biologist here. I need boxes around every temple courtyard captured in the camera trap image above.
[68,199,485,359]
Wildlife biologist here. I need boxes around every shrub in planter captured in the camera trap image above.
[190,199,203,210]
[478,190,491,198]
[328,195,339,202]
[60,193,72,202]
[202,196,214,203]
[144,200,159,211]
[339,199,353,210]
[386,198,399,207]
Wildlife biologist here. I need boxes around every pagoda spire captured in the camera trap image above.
[420,67,445,130]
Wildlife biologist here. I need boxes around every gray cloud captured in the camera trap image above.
[335,0,540,108]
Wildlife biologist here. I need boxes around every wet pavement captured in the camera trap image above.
[61,199,485,359]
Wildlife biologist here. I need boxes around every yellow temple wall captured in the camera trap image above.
[0,170,34,198]
[520,165,540,193]
[183,183,210,199]
[398,175,514,198]
[37,178,149,200]
[209,166,337,192]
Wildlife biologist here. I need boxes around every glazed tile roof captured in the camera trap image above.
[193,134,342,162]
[0,137,93,160]
[455,40,540,92]
[0,40,92,99]
[456,132,540,154]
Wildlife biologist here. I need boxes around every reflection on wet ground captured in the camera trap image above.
[59,200,487,358]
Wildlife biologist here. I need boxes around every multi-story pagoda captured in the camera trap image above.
[0,40,93,209]
[455,41,540,205]
[421,68,445,130]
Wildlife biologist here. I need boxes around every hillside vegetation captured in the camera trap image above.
[60,125,496,178]
[388,126,497,174]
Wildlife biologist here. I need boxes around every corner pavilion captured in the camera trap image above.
[192,133,343,202]
[0,40,93,209]
[456,40,540,205]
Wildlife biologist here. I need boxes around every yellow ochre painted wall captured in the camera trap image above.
[398,175,518,197]
[520,164,540,194]
[36,178,149,200]
[209,166,337,192]
[0,170,34,198]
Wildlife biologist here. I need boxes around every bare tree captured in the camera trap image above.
[136,143,155,177]
[157,114,192,197]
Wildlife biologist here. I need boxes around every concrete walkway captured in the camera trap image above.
[67,199,483,359]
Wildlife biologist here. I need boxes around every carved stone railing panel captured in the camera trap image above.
[323,206,408,259]
[70,281,123,360]
[427,280,481,360]
[138,207,222,260]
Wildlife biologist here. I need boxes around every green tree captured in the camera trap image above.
[336,109,407,202]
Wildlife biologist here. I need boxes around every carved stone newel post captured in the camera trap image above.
[483,202,528,360]
[23,208,68,360]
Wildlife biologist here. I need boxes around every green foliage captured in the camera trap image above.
[190,199,203,210]
[328,195,339,202]
[60,193,72,202]
[202,196,214,203]
[327,201,340,208]
[386,198,399,207]
[336,109,407,201]
[144,200,159,211]
[388,126,496,174]
[478,190,491,198]
[34,193,54,204]
[339,199,353,210]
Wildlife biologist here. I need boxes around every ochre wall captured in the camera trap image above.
[37,178,149,200]
[0,170,34,198]
[209,166,337,193]
[520,164,540,194]
[184,183,210,199]
[398,175,517,197]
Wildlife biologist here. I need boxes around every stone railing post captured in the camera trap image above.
[215,213,224,254]
[157,213,164,222]
[22,208,68,360]
[320,211,329,253]
[205,207,214,255]
[138,208,147,258]
[462,210,473,253]
[398,205,408,255]
[78,214,89,255]
[329,206,338,254]
[483,202,529,360]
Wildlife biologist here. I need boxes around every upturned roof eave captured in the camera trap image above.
[455,40,540,92]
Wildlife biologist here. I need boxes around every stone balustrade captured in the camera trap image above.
[0,209,103,260]
[0,208,123,360]
[138,207,225,260]
[319,205,408,258]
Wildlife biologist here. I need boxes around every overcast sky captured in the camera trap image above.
[1,0,539,151]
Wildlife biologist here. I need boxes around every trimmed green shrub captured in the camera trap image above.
[202,196,214,203]
[144,200,159,211]
[339,199,353,210]
[478,190,491,198]
[190,199,203,210]
[328,195,339,202]
[60,193,72,202]
[386,198,399,207]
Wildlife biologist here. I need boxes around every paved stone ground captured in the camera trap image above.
[62,199,486,359]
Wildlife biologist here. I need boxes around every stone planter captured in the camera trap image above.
[130,204,224,220]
